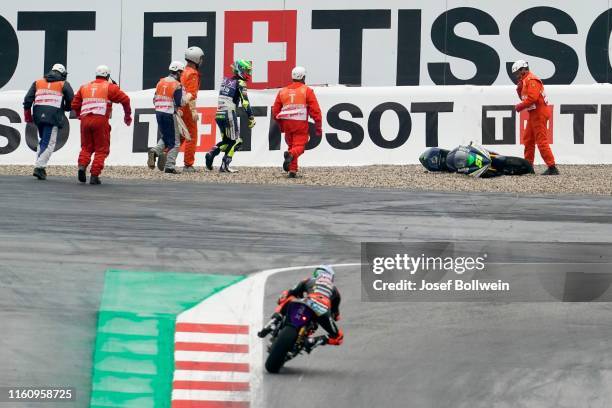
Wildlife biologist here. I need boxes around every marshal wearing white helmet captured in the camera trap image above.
[291,66,306,81]
[272,65,323,178]
[511,59,559,175]
[22,63,74,180]
[147,61,189,174]
[71,64,132,184]
[95,65,111,79]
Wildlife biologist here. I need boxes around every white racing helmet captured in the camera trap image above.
[185,46,204,65]
[511,59,529,74]
[169,60,185,73]
[291,66,306,81]
[95,65,111,78]
[313,265,335,282]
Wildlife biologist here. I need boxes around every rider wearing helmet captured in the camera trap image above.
[258,265,344,348]
[23,63,74,180]
[180,46,204,172]
[205,59,256,173]
[512,59,558,175]
[419,147,451,173]
[148,61,188,173]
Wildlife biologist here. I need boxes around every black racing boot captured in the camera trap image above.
[205,153,214,170]
[304,335,328,354]
[542,165,559,175]
[164,168,180,174]
[288,172,297,178]
[205,148,220,170]
[147,149,157,169]
[257,313,282,338]
[78,166,87,183]
[90,175,101,185]
[33,167,46,180]
[283,151,293,172]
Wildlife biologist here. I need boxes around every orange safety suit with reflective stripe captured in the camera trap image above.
[516,72,555,167]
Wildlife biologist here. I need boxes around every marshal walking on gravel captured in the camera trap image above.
[72,65,132,185]
[512,59,559,176]
[272,66,322,178]
[147,61,189,174]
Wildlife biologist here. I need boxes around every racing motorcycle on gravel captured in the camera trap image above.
[264,297,328,373]
[420,143,534,178]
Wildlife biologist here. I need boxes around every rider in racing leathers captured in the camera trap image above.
[205,59,256,173]
[257,265,344,349]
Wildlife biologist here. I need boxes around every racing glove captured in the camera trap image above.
[124,114,133,126]
[248,116,256,128]
[277,290,289,304]
[24,109,33,123]
[327,328,344,346]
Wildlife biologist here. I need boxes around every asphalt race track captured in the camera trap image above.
[1,175,612,408]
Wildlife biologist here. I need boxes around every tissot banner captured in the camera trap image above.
[2,85,612,166]
[1,1,612,91]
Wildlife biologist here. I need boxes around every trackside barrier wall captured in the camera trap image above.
[1,85,612,166]
[2,1,612,91]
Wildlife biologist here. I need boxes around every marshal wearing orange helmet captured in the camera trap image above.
[512,59,559,175]
[272,66,322,178]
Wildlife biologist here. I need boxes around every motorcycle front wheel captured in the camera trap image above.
[265,326,298,373]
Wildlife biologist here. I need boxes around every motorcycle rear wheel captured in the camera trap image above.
[492,155,535,176]
[503,156,535,175]
[265,326,298,373]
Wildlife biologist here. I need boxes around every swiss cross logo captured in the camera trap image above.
[224,10,297,89]
[518,105,554,144]
[180,107,217,153]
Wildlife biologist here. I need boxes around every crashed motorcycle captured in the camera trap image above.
[420,143,534,178]
[264,297,328,373]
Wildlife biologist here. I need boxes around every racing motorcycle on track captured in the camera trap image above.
[419,143,535,178]
[264,296,328,373]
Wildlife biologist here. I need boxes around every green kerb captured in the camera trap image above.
[89,269,245,408]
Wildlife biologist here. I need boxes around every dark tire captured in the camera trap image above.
[505,156,534,175]
[265,326,298,373]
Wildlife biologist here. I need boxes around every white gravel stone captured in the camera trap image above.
[1,165,610,196]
